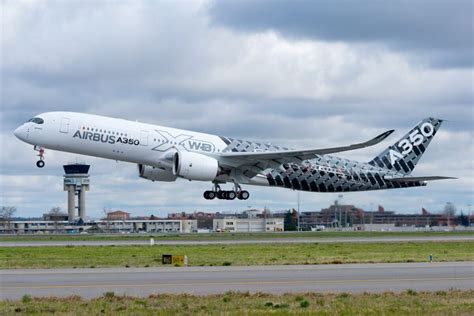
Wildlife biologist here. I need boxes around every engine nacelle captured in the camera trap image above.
[172,151,219,181]
[138,164,177,182]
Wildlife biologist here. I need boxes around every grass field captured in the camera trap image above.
[1,241,472,269]
[0,230,472,242]
[2,290,473,315]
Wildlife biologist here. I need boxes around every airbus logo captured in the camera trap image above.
[72,130,140,146]
[152,130,215,153]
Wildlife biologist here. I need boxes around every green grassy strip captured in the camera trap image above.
[2,290,473,315]
[1,241,472,269]
[0,230,472,242]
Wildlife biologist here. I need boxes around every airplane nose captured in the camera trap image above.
[13,125,25,140]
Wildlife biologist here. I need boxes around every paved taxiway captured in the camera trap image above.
[1,262,472,299]
[1,235,473,247]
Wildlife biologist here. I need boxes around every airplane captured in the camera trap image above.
[13,112,455,200]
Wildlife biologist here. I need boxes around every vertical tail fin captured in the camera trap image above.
[368,118,443,174]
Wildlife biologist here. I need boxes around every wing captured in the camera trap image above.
[384,176,457,182]
[214,130,395,173]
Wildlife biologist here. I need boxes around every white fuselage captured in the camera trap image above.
[14,112,229,169]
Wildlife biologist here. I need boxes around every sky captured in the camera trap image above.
[1,0,473,218]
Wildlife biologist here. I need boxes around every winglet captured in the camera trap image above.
[365,129,395,147]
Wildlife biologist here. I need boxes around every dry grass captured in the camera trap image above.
[1,290,473,315]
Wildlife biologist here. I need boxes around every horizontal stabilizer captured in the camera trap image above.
[384,176,457,182]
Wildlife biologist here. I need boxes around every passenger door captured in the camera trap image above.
[60,117,70,133]
[140,130,149,146]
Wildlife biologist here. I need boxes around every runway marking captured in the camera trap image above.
[3,277,473,290]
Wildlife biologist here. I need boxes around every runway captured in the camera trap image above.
[1,262,472,299]
[1,235,473,247]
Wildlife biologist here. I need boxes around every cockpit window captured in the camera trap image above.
[28,117,44,124]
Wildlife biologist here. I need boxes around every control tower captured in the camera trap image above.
[63,164,90,222]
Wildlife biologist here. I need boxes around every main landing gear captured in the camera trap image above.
[203,183,250,200]
[34,146,45,168]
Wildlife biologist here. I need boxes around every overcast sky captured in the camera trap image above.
[1,0,473,218]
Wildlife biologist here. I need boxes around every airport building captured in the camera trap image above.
[0,218,196,234]
[297,203,469,230]
[167,211,218,231]
[167,210,284,233]
[213,217,284,232]
[1,204,471,235]
[212,209,284,232]
[105,210,130,221]
[0,209,282,234]
[97,219,192,233]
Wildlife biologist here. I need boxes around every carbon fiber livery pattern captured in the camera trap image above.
[219,136,290,152]
[265,158,426,192]
[368,118,442,174]
[220,118,442,193]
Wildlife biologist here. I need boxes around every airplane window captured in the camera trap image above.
[28,117,44,124]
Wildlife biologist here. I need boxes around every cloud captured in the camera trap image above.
[1,0,472,217]
[209,0,473,68]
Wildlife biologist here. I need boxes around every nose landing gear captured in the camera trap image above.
[203,183,249,200]
[34,146,45,168]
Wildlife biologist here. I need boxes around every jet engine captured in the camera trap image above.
[172,151,219,181]
[138,164,177,182]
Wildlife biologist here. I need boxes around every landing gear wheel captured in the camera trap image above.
[203,182,248,201]
[34,146,46,168]
[207,191,216,200]
[217,191,228,200]
[238,190,249,200]
[227,191,237,200]
[203,191,217,200]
